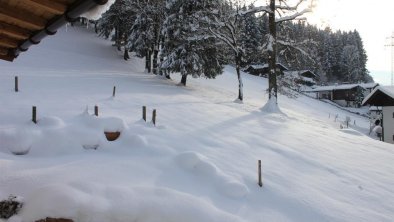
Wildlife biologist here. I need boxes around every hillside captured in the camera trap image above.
[0,26,393,222]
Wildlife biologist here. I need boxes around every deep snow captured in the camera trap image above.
[0,26,393,222]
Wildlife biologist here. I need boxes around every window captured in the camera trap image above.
[393,112,394,118]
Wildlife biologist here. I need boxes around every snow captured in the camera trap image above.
[81,0,116,20]
[307,82,378,92]
[0,26,394,222]
[363,85,394,105]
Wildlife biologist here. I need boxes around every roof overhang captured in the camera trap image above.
[0,0,108,62]
[362,87,394,106]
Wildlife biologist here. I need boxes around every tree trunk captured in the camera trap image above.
[268,0,277,102]
[236,53,243,101]
[124,47,130,60]
[153,49,159,75]
[94,21,98,34]
[147,50,152,73]
[180,74,187,86]
[145,49,150,73]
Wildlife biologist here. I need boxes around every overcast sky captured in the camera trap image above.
[254,0,394,84]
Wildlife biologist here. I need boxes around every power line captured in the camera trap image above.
[385,32,394,86]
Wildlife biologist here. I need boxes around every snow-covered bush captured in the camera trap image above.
[0,195,23,219]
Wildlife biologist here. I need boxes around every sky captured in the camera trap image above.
[308,0,394,85]
[254,0,394,85]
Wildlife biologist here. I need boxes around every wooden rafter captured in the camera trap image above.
[26,0,67,15]
[0,22,31,40]
[0,3,47,30]
[0,34,19,48]
[0,47,9,55]
[0,54,14,62]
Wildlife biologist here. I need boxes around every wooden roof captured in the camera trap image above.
[0,0,108,62]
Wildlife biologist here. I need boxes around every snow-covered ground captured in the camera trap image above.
[0,26,393,222]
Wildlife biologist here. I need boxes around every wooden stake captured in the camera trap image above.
[94,105,98,116]
[258,160,263,187]
[112,86,116,97]
[15,76,18,92]
[152,109,156,126]
[32,106,37,124]
[142,106,146,121]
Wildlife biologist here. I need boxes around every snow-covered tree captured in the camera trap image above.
[161,0,223,86]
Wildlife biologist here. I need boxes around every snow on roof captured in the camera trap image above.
[305,84,361,92]
[82,0,116,20]
[359,82,379,89]
[248,63,288,70]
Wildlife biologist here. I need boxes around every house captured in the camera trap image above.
[244,63,288,77]
[303,83,379,107]
[0,0,109,62]
[283,70,319,86]
[362,86,394,144]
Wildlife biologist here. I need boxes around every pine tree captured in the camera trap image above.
[161,0,223,86]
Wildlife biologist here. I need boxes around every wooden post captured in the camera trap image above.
[15,76,18,92]
[258,160,263,187]
[32,106,37,124]
[329,113,330,118]
[152,109,156,126]
[142,106,146,121]
[94,105,98,116]
[354,120,356,125]
[112,86,116,97]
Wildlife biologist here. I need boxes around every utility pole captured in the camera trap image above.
[385,32,394,86]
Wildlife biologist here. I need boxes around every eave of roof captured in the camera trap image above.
[0,0,108,62]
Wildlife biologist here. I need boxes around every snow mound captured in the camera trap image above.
[37,116,65,129]
[0,127,41,155]
[176,152,249,198]
[21,184,245,222]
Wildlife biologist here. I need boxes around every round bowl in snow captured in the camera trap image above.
[104,131,121,141]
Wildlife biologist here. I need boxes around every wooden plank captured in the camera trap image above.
[0,34,19,48]
[0,22,31,40]
[26,0,67,15]
[0,3,47,30]
[0,47,9,55]
[0,54,14,62]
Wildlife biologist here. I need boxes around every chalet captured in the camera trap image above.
[244,63,288,77]
[303,83,379,107]
[0,0,109,62]
[362,86,394,144]
[283,70,319,86]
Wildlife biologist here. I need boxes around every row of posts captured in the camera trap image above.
[31,105,157,126]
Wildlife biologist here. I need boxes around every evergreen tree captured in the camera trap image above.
[161,0,223,86]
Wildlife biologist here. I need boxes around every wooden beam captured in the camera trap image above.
[0,47,9,55]
[0,34,19,48]
[0,3,47,30]
[26,0,67,15]
[0,22,31,40]
[0,54,14,62]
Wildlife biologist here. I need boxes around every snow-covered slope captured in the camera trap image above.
[0,26,393,222]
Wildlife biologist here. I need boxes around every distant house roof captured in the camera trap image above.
[247,63,288,71]
[304,82,378,92]
[0,0,109,62]
[284,70,318,78]
[362,86,394,106]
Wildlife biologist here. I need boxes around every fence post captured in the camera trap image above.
[32,106,37,124]
[258,160,263,187]
[152,109,156,126]
[94,105,98,116]
[112,86,116,97]
[15,76,18,92]
[142,106,146,121]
